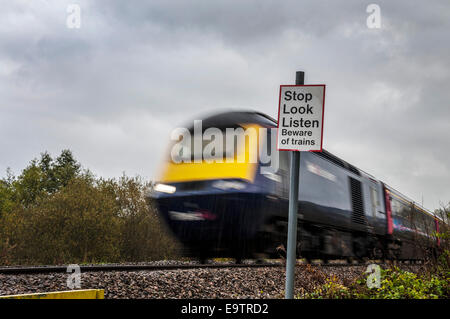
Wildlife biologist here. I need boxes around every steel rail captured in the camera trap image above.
[0,261,388,275]
[0,263,280,274]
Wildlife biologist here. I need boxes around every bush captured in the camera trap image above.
[303,275,351,299]
[2,176,122,264]
[300,266,449,299]
[354,267,448,299]
[0,150,181,265]
[113,175,181,261]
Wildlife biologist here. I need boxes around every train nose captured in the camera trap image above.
[156,193,264,244]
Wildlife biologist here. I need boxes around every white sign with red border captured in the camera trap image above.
[277,85,326,152]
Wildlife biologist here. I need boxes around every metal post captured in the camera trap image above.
[284,71,304,299]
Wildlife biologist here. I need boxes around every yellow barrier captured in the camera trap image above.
[0,289,104,299]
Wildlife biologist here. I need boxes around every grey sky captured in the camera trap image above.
[0,0,449,211]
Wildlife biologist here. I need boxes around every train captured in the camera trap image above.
[149,111,446,263]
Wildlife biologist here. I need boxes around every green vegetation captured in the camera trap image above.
[300,266,449,299]
[0,150,180,265]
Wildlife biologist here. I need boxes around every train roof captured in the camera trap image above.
[198,111,277,128]
[384,184,443,221]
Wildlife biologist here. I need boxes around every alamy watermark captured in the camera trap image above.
[67,264,81,289]
[170,121,279,174]
[366,4,381,29]
[366,264,381,288]
[66,4,81,29]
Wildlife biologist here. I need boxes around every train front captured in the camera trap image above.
[149,112,283,260]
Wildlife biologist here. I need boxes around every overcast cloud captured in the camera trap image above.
[0,0,449,211]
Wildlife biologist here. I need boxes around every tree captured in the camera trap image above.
[0,179,14,217]
[13,159,45,207]
[53,149,81,189]
[0,149,180,265]
[10,150,82,207]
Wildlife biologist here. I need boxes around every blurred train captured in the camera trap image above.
[149,111,446,262]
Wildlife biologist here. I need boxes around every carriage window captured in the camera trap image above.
[391,197,412,228]
[422,214,434,235]
[370,186,378,217]
[415,212,427,234]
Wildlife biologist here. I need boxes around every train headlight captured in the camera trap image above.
[212,180,246,190]
[153,183,176,194]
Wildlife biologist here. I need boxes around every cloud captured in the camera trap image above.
[0,0,449,210]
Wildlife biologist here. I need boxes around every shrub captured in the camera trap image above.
[355,267,449,299]
[113,175,181,261]
[303,275,351,299]
[300,266,449,299]
[1,175,122,264]
[0,150,181,265]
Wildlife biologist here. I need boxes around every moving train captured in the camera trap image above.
[150,111,446,262]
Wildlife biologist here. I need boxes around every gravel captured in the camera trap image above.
[0,262,423,299]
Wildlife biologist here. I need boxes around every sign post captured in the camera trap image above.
[277,71,325,299]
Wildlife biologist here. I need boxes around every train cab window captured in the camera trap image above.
[259,127,274,169]
[259,127,289,197]
[278,151,290,198]
[279,150,289,171]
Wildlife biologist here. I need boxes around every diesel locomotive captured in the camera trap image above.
[150,111,445,262]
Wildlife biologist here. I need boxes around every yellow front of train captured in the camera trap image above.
[157,123,260,185]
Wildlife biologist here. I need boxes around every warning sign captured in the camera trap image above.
[277,85,325,152]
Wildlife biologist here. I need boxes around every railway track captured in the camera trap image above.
[0,263,278,274]
[0,260,387,275]
[0,261,423,299]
